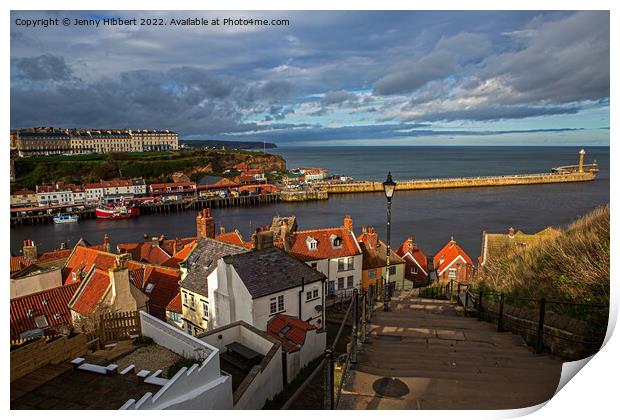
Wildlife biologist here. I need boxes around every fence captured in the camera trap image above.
[282,286,378,410]
[421,282,609,360]
[10,334,90,382]
[97,311,142,346]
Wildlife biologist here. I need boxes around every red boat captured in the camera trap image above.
[95,204,140,219]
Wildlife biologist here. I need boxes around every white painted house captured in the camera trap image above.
[279,215,363,296]
[207,248,327,331]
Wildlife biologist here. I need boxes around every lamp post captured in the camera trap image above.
[382,172,396,312]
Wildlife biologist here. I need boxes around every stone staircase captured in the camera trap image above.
[339,291,563,410]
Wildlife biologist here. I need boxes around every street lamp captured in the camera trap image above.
[383,172,396,311]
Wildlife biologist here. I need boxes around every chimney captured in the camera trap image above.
[343,215,353,232]
[280,221,289,244]
[103,233,110,253]
[23,240,37,262]
[151,236,160,247]
[366,226,378,249]
[406,236,414,253]
[196,208,215,239]
[450,236,456,244]
[59,242,67,250]
[508,227,515,238]
[109,254,133,309]
[252,229,274,250]
[220,226,226,235]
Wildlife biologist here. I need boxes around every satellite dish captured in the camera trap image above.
[314,304,323,312]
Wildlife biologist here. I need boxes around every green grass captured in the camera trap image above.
[13,149,286,189]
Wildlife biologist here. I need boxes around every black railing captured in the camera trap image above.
[445,283,608,358]
[281,288,372,410]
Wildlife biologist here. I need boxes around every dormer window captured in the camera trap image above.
[330,234,343,248]
[306,236,318,250]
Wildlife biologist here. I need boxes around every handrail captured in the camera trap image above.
[280,294,356,410]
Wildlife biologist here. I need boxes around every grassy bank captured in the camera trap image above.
[13,149,286,189]
[475,204,610,305]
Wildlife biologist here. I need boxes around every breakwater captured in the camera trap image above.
[315,172,596,194]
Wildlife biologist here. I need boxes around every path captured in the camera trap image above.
[339,291,563,410]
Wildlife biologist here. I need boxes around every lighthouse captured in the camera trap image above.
[579,149,585,173]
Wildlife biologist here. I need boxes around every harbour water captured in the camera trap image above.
[10,146,610,259]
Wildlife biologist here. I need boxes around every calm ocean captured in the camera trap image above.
[10,146,610,259]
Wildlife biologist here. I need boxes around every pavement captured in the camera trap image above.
[338,290,563,410]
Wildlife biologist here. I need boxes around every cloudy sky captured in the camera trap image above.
[10,10,609,146]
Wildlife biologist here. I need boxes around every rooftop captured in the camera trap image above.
[225,247,326,299]
[179,238,249,296]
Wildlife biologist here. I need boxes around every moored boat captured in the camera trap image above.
[53,214,79,224]
[95,204,140,220]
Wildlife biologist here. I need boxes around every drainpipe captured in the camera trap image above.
[299,276,305,319]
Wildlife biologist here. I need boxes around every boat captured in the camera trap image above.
[53,214,79,224]
[95,204,140,220]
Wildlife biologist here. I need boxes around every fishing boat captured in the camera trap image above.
[95,204,140,220]
[53,214,79,224]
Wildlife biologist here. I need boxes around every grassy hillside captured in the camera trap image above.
[476,204,610,305]
[13,149,286,189]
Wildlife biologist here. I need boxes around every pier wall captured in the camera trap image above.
[279,190,328,202]
[316,172,596,194]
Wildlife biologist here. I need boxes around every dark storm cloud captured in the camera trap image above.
[11,54,75,82]
[9,11,609,141]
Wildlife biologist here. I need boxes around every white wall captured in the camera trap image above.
[251,279,324,330]
[200,323,283,410]
[10,268,63,298]
[208,260,253,330]
[122,312,233,410]
[285,329,327,383]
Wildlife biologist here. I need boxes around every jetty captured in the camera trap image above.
[315,171,596,194]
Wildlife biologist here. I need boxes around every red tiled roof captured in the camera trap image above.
[10,256,26,273]
[10,283,80,340]
[38,249,72,263]
[69,268,111,315]
[395,238,428,274]
[118,237,195,265]
[142,265,181,320]
[10,249,71,273]
[161,241,196,268]
[267,314,317,352]
[215,231,252,249]
[434,239,474,275]
[62,246,143,284]
[62,245,181,321]
[282,227,361,262]
[166,292,182,314]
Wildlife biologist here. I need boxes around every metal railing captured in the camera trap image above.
[422,282,609,357]
[282,287,374,410]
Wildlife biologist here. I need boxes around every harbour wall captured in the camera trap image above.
[316,172,596,194]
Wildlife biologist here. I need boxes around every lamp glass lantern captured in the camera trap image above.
[383,172,396,200]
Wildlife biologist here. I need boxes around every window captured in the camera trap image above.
[338,258,345,271]
[368,269,377,279]
[306,236,318,250]
[411,266,418,274]
[270,295,285,314]
[307,289,319,301]
[313,289,319,299]
[201,301,209,320]
[347,276,354,288]
[306,291,313,301]
[347,257,354,270]
[189,293,195,309]
[389,266,396,275]
[182,291,188,307]
[338,277,345,289]
[448,268,457,279]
